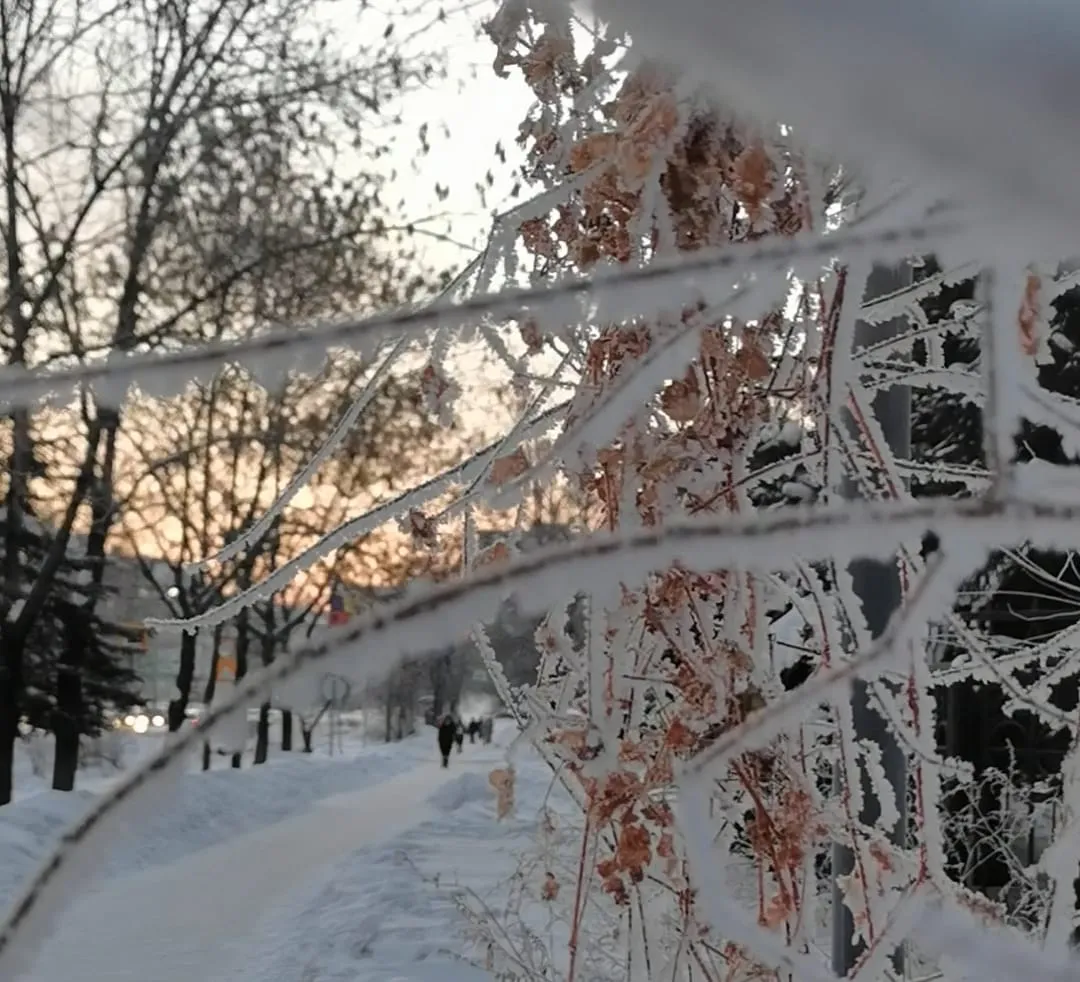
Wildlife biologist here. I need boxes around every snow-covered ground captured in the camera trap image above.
[0,720,561,982]
[235,753,570,982]
[9,710,384,801]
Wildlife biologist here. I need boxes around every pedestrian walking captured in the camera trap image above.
[437,715,456,767]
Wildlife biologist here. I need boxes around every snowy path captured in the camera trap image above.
[24,751,478,982]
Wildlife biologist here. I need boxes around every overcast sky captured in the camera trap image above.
[375,1,533,273]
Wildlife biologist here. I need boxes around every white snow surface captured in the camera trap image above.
[237,758,565,982]
[0,722,552,982]
[427,768,493,813]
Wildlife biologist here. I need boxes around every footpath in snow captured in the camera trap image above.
[1,725,565,982]
[0,730,422,904]
[234,745,572,982]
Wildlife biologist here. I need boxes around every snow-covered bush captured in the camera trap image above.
[464,5,1080,982]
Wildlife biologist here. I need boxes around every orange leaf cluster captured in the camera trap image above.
[487,448,530,486]
[475,540,511,569]
[744,773,819,874]
[489,766,515,820]
[1018,271,1041,357]
[486,1,831,970]
[518,317,546,354]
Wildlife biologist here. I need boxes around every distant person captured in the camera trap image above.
[455,719,465,753]
[482,717,493,744]
[467,718,479,743]
[437,715,456,767]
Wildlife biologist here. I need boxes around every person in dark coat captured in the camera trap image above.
[437,715,456,767]
[467,719,479,743]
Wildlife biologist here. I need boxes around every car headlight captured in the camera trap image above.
[132,714,150,734]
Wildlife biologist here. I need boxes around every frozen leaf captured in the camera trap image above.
[487,448,530,486]
[660,367,701,422]
[475,541,510,568]
[518,318,546,354]
[403,509,437,546]
[1018,271,1041,357]
[489,766,515,820]
[615,822,652,881]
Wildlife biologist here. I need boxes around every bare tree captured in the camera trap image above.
[427,645,466,719]
[382,658,421,742]
[121,357,439,759]
[0,0,450,801]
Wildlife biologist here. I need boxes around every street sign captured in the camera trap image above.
[320,673,351,709]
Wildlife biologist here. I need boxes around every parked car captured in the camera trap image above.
[110,707,168,733]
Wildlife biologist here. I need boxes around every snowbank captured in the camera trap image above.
[427,771,492,813]
[0,734,429,908]
[0,790,97,917]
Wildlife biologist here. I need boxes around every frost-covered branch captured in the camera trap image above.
[146,399,569,631]
[0,215,960,413]
[188,336,409,569]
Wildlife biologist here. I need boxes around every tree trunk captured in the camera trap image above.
[1,76,33,809]
[253,633,275,764]
[231,616,250,769]
[254,703,271,764]
[0,649,20,805]
[200,634,222,771]
[281,710,293,751]
[429,651,449,719]
[57,418,119,791]
[51,687,80,792]
[51,633,82,792]
[300,701,331,753]
[168,631,198,732]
